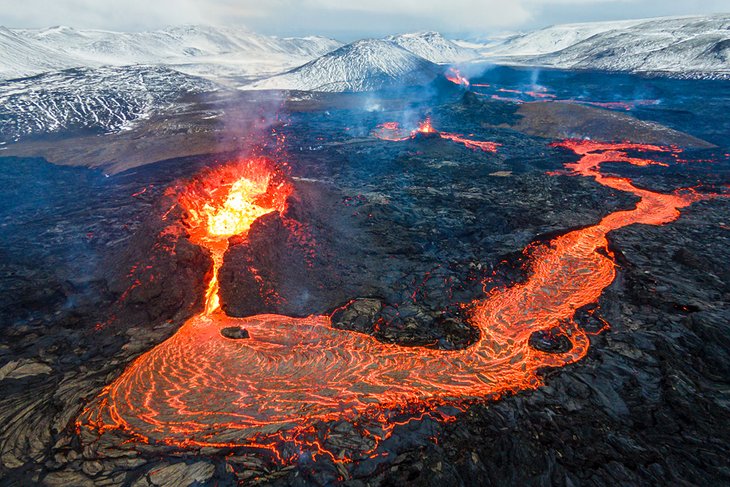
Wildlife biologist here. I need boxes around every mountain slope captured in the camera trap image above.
[18,25,341,64]
[481,19,645,57]
[481,15,730,78]
[0,27,84,79]
[535,15,730,77]
[250,39,440,92]
[0,66,219,142]
[1,25,342,82]
[387,31,476,63]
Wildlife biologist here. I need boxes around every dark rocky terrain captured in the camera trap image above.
[0,67,728,486]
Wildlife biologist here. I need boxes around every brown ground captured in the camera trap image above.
[502,101,715,148]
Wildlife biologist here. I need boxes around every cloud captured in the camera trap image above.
[197,0,534,35]
[1,0,727,37]
[0,0,205,31]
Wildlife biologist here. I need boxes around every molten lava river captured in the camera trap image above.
[78,141,717,461]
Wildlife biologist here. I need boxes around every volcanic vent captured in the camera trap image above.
[373,117,500,152]
[175,159,292,315]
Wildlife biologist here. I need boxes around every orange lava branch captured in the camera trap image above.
[78,141,716,462]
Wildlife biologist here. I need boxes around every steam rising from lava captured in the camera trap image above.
[78,140,720,463]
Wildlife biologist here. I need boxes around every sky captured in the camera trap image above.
[0,0,728,39]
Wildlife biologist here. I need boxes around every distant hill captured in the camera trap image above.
[386,31,476,64]
[0,24,342,81]
[476,15,730,79]
[0,66,219,142]
[250,39,441,92]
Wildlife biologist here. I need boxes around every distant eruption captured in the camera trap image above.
[77,140,722,463]
[445,67,470,88]
[444,70,658,111]
[373,117,500,152]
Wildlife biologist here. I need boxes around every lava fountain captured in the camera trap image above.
[175,159,291,314]
[79,142,717,462]
[445,67,470,88]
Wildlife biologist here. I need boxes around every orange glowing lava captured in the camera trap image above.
[439,132,500,152]
[445,67,470,87]
[416,117,436,134]
[176,160,291,314]
[79,141,718,462]
[371,121,412,141]
[373,117,500,153]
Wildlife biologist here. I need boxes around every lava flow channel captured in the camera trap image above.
[79,141,716,459]
[373,118,500,152]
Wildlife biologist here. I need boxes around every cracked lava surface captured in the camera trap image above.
[77,140,716,461]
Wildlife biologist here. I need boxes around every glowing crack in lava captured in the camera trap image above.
[79,142,718,461]
[373,118,500,152]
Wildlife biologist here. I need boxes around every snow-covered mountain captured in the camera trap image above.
[0,27,82,79]
[250,39,440,92]
[250,15,730,94]
[2,15,727,143]
[0,25,342,81]
[477,19,645,57]
[0,25,343,142]
[479,15,730,78]
[0,66,219,142]
[18,25,341,64]
[386,32,476,64]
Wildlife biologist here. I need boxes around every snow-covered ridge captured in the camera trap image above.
[0,26,82,80]
[19,24,341,63]
[250,39,441,92]
[386,31,477,64]
[0,25,342,81]
[248,32,477,92]
[477,15,730,78]
[476,19,647,57]
[0,66,218,142]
